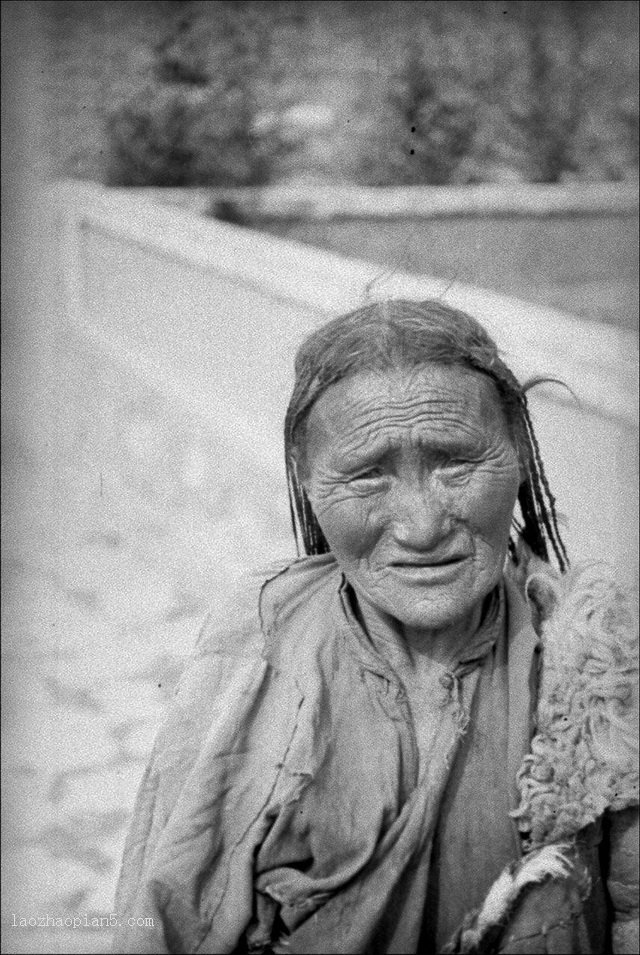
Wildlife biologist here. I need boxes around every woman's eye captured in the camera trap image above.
[442,457,476,479]
[350,468,385,484]
[446,455,476,468]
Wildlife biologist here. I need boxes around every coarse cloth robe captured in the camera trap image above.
[112,554,638,954]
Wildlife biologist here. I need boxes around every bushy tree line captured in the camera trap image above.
[46,0,638,186]
[370,1,639,184]
[103,1,303,186]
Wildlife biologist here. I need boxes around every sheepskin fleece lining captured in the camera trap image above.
[511,557,639,850]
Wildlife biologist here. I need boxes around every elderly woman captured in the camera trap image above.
[114,300,638,955]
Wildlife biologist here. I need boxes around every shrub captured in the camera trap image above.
[105,83,294,187]
[364,1,638,186]
[386,48,478,185]
[104,0,298,187]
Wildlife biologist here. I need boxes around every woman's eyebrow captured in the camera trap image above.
[331,436,393,469]
[337,448,388,471]
[342,430,490,468]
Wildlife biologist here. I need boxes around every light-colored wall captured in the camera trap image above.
[59,182,638,579]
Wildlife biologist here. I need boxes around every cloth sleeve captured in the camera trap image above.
[112,577,303,953]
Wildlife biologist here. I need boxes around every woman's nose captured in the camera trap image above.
[390,478,452,550]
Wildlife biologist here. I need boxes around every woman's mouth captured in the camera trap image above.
[388,555,470,581]
[391,553,469,568]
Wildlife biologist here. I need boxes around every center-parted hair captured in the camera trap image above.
[284,299,569,573]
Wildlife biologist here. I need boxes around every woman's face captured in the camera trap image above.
[301,363,522,633]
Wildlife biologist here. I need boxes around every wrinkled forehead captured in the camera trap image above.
[303,363,515,457]
[310,363,507,426]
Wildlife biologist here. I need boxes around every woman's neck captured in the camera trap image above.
[351,587,491,677]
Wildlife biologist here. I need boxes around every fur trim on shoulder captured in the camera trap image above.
[510,558,639,849]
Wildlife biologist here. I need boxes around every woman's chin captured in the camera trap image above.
[366,576,495,635]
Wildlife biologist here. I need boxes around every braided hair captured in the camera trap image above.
[284,299,569,574]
